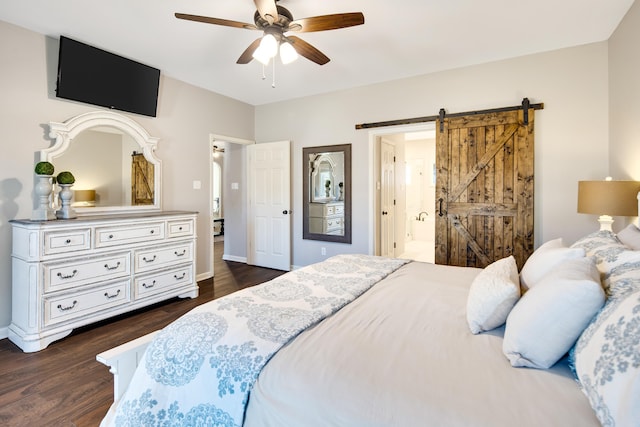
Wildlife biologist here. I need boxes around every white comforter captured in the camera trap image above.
[244,261,601,427]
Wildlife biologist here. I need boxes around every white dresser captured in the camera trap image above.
[308,201,344,235]
[9,211,198,352]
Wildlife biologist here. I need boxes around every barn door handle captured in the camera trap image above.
[438,198,445,217]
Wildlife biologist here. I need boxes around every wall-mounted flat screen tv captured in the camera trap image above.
[56,36,160,117]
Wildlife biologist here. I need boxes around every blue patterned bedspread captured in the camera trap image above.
[104,254,408,427]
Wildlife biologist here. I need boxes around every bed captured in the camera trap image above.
[98,230,640,427]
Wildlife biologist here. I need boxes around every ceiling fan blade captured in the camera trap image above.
[237,38,262,64]
[287,36,330,65]
[289,12,364,32]
[254,0,279,24]
[175,13,257,30]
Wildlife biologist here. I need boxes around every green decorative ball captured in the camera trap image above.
[34,161,54,175]
[56,171,76,185]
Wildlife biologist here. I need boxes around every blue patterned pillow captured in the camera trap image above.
[572,230,640,298]
[574,290,640,426]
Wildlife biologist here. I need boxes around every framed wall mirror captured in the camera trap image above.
[303,144,351,243]
[42,110,161,215]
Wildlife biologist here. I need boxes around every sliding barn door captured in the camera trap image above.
[131,152,154,205]
[435,109,534,269]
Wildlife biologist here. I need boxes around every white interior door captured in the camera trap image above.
[380,141,395,257]
[247,141,291,271]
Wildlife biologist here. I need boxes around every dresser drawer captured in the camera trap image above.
[44,253,131,293]
[44,280,130,327]
[167,218,195,238]
[135,266,193,299]
[134,242,193,273]
[326,217,343,232]
[309,217,344,234]
[95,222,165,248]
[43,228,91,255]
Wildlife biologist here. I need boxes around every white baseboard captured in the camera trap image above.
[222,254,247,263]
[196,272,213,282]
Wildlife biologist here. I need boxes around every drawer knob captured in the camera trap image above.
[108,234,114,239]
[104,289,121,299]
[142,255,157,263]
[57,269,78,280]
[150,230,155,234]
[175,249,187,257]
[104,261,121,271]
[65,239,71,244]
[57,300,78,312]
[142,280,156,289]
[174,272,186,280]
[179,226,183,230]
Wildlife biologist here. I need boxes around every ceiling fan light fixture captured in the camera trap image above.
[279,41,298,64]
[252,47,272,65]
[260,33,278,57]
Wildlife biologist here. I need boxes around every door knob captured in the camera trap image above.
[282,210,289,215]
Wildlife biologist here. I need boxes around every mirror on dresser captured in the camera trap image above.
[302,144,351,243]
[42,110,161,215]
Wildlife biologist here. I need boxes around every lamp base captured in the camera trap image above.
[598,215,614,231]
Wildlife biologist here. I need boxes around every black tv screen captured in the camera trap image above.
[56,36,160,117]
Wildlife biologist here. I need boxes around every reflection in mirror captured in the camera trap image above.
[303,144,351,243]
[54,128,142,207]
[43,111,161,215]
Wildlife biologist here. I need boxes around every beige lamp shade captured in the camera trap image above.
[74,189,96,204]
[577,181,640,216]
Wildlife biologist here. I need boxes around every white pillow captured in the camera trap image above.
[466,256,520,334]
[503,257,605,369]
[616,223,640,250]
[519,238,585,291]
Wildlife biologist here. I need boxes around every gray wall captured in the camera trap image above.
[0,20,255,333]
[255,42,611,268]
[609,1,640,180]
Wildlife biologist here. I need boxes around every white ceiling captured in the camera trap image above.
[1,0,635,106]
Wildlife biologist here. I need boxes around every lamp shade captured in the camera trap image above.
[74,189,96,204]
[577,181,640,216]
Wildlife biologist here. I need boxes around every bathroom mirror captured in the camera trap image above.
[42,110,161,215]
[303,144,351,243]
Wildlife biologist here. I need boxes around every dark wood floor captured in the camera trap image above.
[0,241,285,427]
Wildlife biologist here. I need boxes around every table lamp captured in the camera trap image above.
[577,179,640,231]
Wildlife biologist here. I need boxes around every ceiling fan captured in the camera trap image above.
[175,0,365,66]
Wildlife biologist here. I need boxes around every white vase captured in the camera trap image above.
[56,184,77,219]
[31,175,56,221]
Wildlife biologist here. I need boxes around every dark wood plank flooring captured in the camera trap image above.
[0,241,285,427]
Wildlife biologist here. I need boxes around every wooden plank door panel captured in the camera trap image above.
[435,109,534,269]
[131,152,154,205]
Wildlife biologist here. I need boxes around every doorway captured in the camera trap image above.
[209,134,253,278]
[370,123,436,263]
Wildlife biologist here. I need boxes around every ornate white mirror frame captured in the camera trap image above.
[42,111,161,215]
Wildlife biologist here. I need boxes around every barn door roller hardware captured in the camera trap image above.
[437,98,540,132]
[355,98,543,130]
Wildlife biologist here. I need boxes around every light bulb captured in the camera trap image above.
[252,46,271,65]
[279,41,298,64]
[259,34,278,58]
